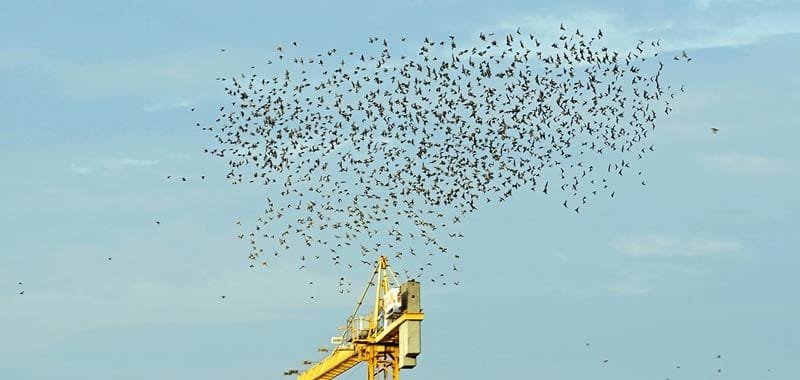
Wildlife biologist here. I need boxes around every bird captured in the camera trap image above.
[711,127,719,134]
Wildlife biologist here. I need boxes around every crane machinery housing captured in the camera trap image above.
[296,256,423,380]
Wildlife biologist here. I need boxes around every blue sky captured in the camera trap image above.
[1,0,799,379]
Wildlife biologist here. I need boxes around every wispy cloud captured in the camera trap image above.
[69,159,161,174]
[102,158,160,169]
[496,5,800,52]
[614,234,740,257]
[0,48,42,70]
[69,163,93,175]
[143,98,195,113]
[608,281,653,296]
[52,52,220,100]
[0,264,342,353]
[695,0,723,10]
[0,47,267,101]
[670,11,800,50]
[694,0,772,11]
[686,238,741,255]
[700,153,792,176]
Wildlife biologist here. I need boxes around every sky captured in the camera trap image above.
[1,0,799,379]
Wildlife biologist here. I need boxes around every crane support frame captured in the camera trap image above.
[297,256,423,380]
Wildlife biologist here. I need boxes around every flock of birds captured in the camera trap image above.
[9,26,698,296]
[195,25,690,291]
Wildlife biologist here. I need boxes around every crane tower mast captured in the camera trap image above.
[296,256,423,380]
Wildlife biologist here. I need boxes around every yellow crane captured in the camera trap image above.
[297,256,423,380]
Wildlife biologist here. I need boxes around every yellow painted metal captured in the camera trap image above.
[297,347,359,380]
[370,313,424,344]
[296,256,423,380]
